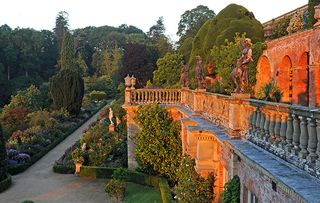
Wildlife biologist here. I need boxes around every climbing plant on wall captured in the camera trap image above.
[221,175,240,203]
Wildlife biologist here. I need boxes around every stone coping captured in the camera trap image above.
[175,105,320,203]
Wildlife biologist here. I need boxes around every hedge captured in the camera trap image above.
[80,166,172,203]
[0,174,11,192]
[7,100,110,175]
[53,164,74,174]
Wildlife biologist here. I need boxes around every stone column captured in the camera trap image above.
[286,114,294,152]
[123,105,139,169]
[269,112,275,144]
[259,112,265,140]
[274,113,281,146]
[292,114,301,155]
[307,118,318,163]
[299,116,309,159]
[280,114,287,148]
[264,111,270,144]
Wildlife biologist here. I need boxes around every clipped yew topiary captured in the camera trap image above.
[49,68,84,115]
[185,4,264,87]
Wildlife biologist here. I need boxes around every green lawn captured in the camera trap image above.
[124,182,162,203]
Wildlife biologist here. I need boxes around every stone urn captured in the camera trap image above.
[131,75,136,89]
[75,161,82,175]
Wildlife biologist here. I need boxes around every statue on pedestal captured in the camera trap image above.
[231,38,253,93]
[109,108,115,132]
[195,56,205,89]
[180,62,189,88]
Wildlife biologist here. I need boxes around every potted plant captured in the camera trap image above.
[71,148,84,175]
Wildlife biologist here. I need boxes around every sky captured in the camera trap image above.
[0,0,307,41]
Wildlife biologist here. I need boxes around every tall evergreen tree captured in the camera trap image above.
[54,11,69,52]
[60,32,76,70]
[0,122,7,182]
[308,0,320,28]
[49,31,84,115]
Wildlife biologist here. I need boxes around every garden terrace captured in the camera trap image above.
[124,87,320,203]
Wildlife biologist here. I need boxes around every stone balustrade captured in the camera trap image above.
[125,87,320,177]
[127,89,181,105]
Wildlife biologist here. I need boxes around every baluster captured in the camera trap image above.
[307,118,317,163]
[259,111,265,140]
[292,114,301,155]
[255,110,261,137]
[264,112,270,144]
[280,114,287,148]
[251,110,257,135]
[169,91,172,103]
[132,91,135,104]
[316,119,320,167]
[249,108,254,134]
[286,114,294,152]
[269,112,276,144]
[274,113,281,146]
[299,116,308,159]
[167,91,169,103]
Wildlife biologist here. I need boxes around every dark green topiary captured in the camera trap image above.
[186,4,264,86]
[49,68,84,115]
[0,122,7,182]
[307,0,320,28]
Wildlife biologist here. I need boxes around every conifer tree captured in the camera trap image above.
[49,32,84,115]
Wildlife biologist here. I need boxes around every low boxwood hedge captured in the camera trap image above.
[53,164,74,174]
[8,100,110,175]
[80,166,172,203]
[0,174,12,192]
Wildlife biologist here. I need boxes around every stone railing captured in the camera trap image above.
[125,87,320,177]
[247,99,320,177]
[126,89,181,105]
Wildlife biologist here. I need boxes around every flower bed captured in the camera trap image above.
[7,100,109,175]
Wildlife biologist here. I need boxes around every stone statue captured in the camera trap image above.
[195,56,205,89]
[180,62,189,88]
[109,108,114,125]
[231,38,253,93]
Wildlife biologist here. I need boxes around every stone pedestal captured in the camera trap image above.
[109,124,115,132]
[229,93,250,132]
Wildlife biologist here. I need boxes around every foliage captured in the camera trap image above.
[287,13,304,34]
[134,103,182,182]
[147,17,165,42]
[54,11,69,52]
[145,80,153,88]
[307,0,320,28]
[176,156,215,203]
[210,34,266,94]
[49,68,84,115]
[177,5,215,44]
[112,168,128,180]
[20,201,34,203]
[105,179,125,202]
[153,52,183,87]
[71,148,84,163]
[59,32,77,71]
[89,90,107,102]
[187,4,264,74]
[221,175,240,203]
[4,85,42,112]
[0,122,7,182]
[84,76,117,97]
[2,107,29,138]
[272,17,290,38]
[120,43,156,87]
[256,81,282,102]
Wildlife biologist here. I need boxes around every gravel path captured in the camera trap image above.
[1,104,115,203]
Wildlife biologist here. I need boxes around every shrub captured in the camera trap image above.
[0,174,11,192]
[176,156,215,203]
[105,179,125,202]
[256,81,282,102]
[21,201,34,203]
[221,175,240,203]
[134,104,182,182]
[2,107,29,139]
[49,68,84,115]
[112,168,128,180]
[89,90,107,102]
